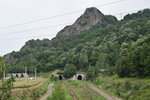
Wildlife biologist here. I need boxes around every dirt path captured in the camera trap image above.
[87,83,122,100]
[39,83,54,100]
[64,82,78,100]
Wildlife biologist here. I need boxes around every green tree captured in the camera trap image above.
[0,57,15,100]
[116,43,131,77]
[86,65,98,81]
[63,64,76,78]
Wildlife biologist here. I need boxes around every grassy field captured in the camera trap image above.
[93,76,150,100]
[12,77,50,100]
[66,80,106,100]
[0,77,46,88]
[1,72,52,100]
[13,77,46,88]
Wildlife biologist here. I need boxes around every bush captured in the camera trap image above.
[125,81,132,90]
[132,82,141,90]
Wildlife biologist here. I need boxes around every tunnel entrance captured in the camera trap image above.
[77,75,82,80]
[59,75,63,80]
[21,74,24,77]
[16,74,19,77]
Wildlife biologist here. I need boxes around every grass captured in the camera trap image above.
[1,73,51,100]
[47,81,72,100]
[0,77,46,88]
[32,79,50,100]
[66,80,106,100]
[9,77,50,100]
[93,76,150,100]
[13,77,46,88]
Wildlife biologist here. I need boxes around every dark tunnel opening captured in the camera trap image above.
[59,75,63,80]
[21,74,24,77]
[16,74,19,77]
[77,75,82,80]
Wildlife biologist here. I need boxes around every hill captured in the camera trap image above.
[4,8,150,78]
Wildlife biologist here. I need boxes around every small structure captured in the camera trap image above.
[11,73,17,77]
[98,69,106,76]
[51,72,86,81]
[52,74,64,80]
[72,74,86,80]
[17,73,22,77]
[10,73,29,78]
[22,73,29,78]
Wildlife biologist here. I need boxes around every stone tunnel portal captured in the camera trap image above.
[77,75,82,80]
[59,75,63,80]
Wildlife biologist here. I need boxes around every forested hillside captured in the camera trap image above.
[4,8,150,78]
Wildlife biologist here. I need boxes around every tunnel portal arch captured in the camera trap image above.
[16,74,19,77]
[59,75,63,80]
[77,75,82,80]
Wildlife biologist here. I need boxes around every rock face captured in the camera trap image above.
[57,7,104,36]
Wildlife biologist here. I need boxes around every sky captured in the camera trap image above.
[0,0,149,56]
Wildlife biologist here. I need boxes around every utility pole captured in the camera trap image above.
[35,68,36,80]
[3,63,6,80]
[25,66,27,83]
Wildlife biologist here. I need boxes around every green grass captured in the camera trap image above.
[47,81,72,100]
[93,76,150,100]
[66,80,106,100]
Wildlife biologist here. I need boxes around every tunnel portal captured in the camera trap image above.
[77,75,82,80]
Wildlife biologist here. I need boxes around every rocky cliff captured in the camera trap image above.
[57,7,104,36]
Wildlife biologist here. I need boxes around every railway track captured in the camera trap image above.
[86,82,122,100]
[63,82,78,100]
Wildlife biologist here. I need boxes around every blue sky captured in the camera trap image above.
[0,0,150,56]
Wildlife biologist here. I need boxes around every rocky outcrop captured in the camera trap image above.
[57,7,104,36]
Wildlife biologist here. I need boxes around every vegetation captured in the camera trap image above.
[12,78,50,100]
[0,57,15,100]
[63,64,77,78]
[4,9,150,78]
[116,35,150,77]
[32,79,50,100]
[13,77,45,88]
[47,81,72,100]
[1,8,149,100]
[66,80,106,100]
[93,76,150,100]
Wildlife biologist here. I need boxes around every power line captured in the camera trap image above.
[96,0,126,8]
[1,7,149,40]
[1,34,56,40]
[0,0,126,30]
[107,7,150,19]
[1,7,149,39]
[114,8,149,15]
[1,7,148,37]
[0,22,71,36]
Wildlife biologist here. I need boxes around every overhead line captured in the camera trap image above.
[96,0,126,8]
[0,22,71,36]
[0,0,126,30]
[0,7,148,38]
[113,8,150,15]
[1,34,56,40]
[0,10,82,30]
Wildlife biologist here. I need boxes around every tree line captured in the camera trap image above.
[4,8,150,78]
